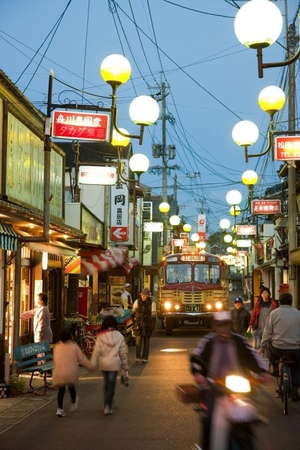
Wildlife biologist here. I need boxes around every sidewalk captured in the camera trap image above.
[0,367,87,435]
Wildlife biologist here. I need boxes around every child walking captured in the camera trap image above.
[90,315,129,415]
[53,327,95,417]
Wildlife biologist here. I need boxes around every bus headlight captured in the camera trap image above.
[175,304,180,310]
[215,301,223,310]
[164,301,172,310]
[206,304,212,310]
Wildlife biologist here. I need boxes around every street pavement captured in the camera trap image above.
[1,326,300,450]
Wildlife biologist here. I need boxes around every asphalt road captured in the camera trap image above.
[1,325,300,450]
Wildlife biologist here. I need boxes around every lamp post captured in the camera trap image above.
[234,0,300,79]
[232,86,286,162]
[159,201,171,251]
[234,2,300,307]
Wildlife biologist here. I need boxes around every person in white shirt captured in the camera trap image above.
[120,283,133,309]
[20,292,52,343]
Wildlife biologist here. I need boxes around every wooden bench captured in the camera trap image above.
[14,341,54,395]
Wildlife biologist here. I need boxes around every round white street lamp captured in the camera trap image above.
[219,218,230,231]
[226,190,242,206]
[258,86,286,116]
[111,128,131,147]
[100,54,132,86]
[224,234,233,244]
[230,205,241,217]
[169,215,180,226]
[242,170,258,187]
[232,120,259,147]
[191,233,200,242]
[129,153,150,176]
[234,0,283,49]
[159,202,170,214]
[183,223,192,232]
[129,96,160,126]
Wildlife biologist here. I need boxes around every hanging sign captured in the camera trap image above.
[275,136,300,160]
[52,111,109,141]
[251,199,281,215]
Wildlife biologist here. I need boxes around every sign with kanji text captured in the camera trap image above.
[275,136,300,160]
[110,160,129,241]
[79,166,117,185]
[251,199,281,215]
[52,111,109,141]
[236,225,256,236]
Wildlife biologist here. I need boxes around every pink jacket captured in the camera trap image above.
[53,340,94,386]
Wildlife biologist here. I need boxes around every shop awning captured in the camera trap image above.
[28,241,77,257]
[0,223,18,251]
[80,247,139,275]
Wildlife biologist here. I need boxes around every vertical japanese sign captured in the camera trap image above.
[197,214,206,241]
[110,160,129,241]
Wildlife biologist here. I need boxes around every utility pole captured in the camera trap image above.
[150,81,179,249]
[287,22,298,307]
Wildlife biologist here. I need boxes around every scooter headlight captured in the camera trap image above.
[225,375,251,393]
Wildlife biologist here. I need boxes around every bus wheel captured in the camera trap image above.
[166,318,173,336]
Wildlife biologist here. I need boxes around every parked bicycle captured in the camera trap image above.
[63,313,98,356]
[275,356,294,415]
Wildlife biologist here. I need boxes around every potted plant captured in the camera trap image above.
[8,375,26,395]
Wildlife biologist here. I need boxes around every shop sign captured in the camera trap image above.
[79,166,117,185]
[251,199,281,215]
[236,225,256,236]
[110,160,128,241]
[52,111,109,141]
[144,222,163,232]
[275,136,300,160]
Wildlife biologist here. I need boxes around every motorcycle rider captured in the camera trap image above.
[191,311,269,450]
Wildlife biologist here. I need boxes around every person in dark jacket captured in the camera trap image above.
[248,286,277,350]
[191,311,269,450]
[232,297,250,335]
[131,288,156,363]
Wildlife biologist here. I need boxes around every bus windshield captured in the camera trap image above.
[166,263,220,285]
[166,264,191,283]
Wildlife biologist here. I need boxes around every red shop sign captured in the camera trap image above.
[52,111,109,141]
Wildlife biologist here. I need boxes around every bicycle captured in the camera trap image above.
[63,313,97,356]
[275,356,294,415]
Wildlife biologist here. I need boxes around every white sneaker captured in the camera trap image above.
[56,408,66,417]
[70,396,79,412]
[104,405,114,415]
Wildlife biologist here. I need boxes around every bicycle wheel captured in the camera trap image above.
[77,337,90,355]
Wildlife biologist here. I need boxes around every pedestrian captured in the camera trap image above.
[90,315,129,415]
[260,292,300,400]
[232,296,250,335]
[53,327,95,417]
[248,286,277,350]
[191,311,270,449]
[131,287,156,363]
[20,292,53,344]
[120,282,133,309]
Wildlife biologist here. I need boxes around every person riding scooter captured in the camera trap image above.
[190,311,270,450]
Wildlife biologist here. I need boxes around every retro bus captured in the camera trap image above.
[157,251,230,335]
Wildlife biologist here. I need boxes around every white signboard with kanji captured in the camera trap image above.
[110,160,129,241]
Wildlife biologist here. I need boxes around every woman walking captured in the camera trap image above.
[53,327,95,417]
[91,315,129,415]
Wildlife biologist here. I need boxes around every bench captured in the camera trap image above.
[14,341,54,395]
